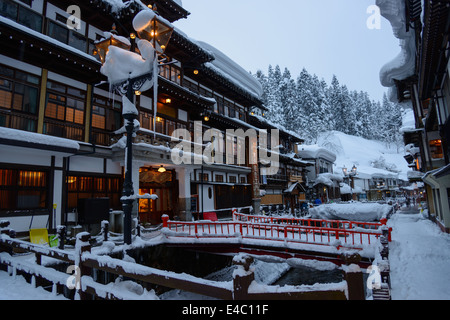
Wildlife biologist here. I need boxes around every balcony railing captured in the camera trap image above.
[0,110,37,133]
[43,119,84,142]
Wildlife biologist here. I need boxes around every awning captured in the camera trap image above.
[284,182,306,194]
[423,164,450,188]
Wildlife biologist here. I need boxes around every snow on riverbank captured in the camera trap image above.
[310,202,392,222]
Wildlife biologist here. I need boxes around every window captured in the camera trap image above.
[215,175,224,183]
[140,110,153,131]
[45,81,85,125]
[155,116,164,134]
[91,96,122,146]
[48,20,68,43]
[229,176,237,183]
[67,175,122,211]
[208,187,212,199]
[430,140,444,159]
[214,94,224,114]
[92,96,121,131]
[0,0,43,32]
[0,168,48,212]
[18,5,42,32]
[158,103,177,119]
[44,81,86,141]
[47,20,86,52]
[160,64,181,85]
[166,119,176,137]
[0,65,40,132]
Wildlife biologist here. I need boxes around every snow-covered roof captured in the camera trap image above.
[173,0,183,7]
[340,183,363,195]
[250,114,304,142]
[377,0,416,102]
[196,41,263,99]
[313,173,343,187]
[0,127,80,151]
[297,145,336,163]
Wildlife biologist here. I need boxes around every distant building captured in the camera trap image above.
[297,145,341,203]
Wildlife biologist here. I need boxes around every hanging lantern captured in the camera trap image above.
[94,25,131,63]
[133,10,174,55]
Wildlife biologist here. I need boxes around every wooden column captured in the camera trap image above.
[37,69,48,134]
[84,84,93,143]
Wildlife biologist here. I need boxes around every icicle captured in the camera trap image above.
[153,52,158,139]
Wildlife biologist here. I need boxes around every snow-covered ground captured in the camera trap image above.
[318,131,411,181]
[1,210,449,300]
[388,211,450,300]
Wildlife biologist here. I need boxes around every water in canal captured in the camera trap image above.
[273,264,343,286]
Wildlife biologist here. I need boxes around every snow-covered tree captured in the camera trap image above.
[254,66,403,145]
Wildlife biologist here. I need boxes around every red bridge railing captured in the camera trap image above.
[161,214,390,250]
[233,212,387,231]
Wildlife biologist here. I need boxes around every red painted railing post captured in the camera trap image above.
[162,215,169,228]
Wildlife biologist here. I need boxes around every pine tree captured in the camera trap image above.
[265,65,285,127]
[254,66,403,145]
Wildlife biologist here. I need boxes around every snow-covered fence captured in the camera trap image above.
[163,216,386,249]
[0,225,368,300]
[234,212,389,232]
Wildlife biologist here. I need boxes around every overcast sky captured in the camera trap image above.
[173,0,399,102]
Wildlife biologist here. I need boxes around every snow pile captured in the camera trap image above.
[0,127,80,150]
[388,213,450,300]
[377,0,416,101]
[197,41,263,99]
[100,39,155,88]
[314,173,343,187]
[400,107,417,133]
[309,203,392,222]
[318,131,410,181]
[298,145,336,162]
[340,183,364,195]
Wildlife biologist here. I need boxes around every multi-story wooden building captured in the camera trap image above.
[379,0,450,232]
[249,113,310,215]
[0,0,291,235]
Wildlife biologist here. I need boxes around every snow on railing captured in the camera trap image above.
[233,212,387,231]
[0,223,374,300]
[161,215,386,249]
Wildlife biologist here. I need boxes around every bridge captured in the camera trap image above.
[0,213,392,300]
[159,212,392,268]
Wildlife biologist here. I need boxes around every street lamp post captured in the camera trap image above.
[342,165,358,201]
[95,8,173,245]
